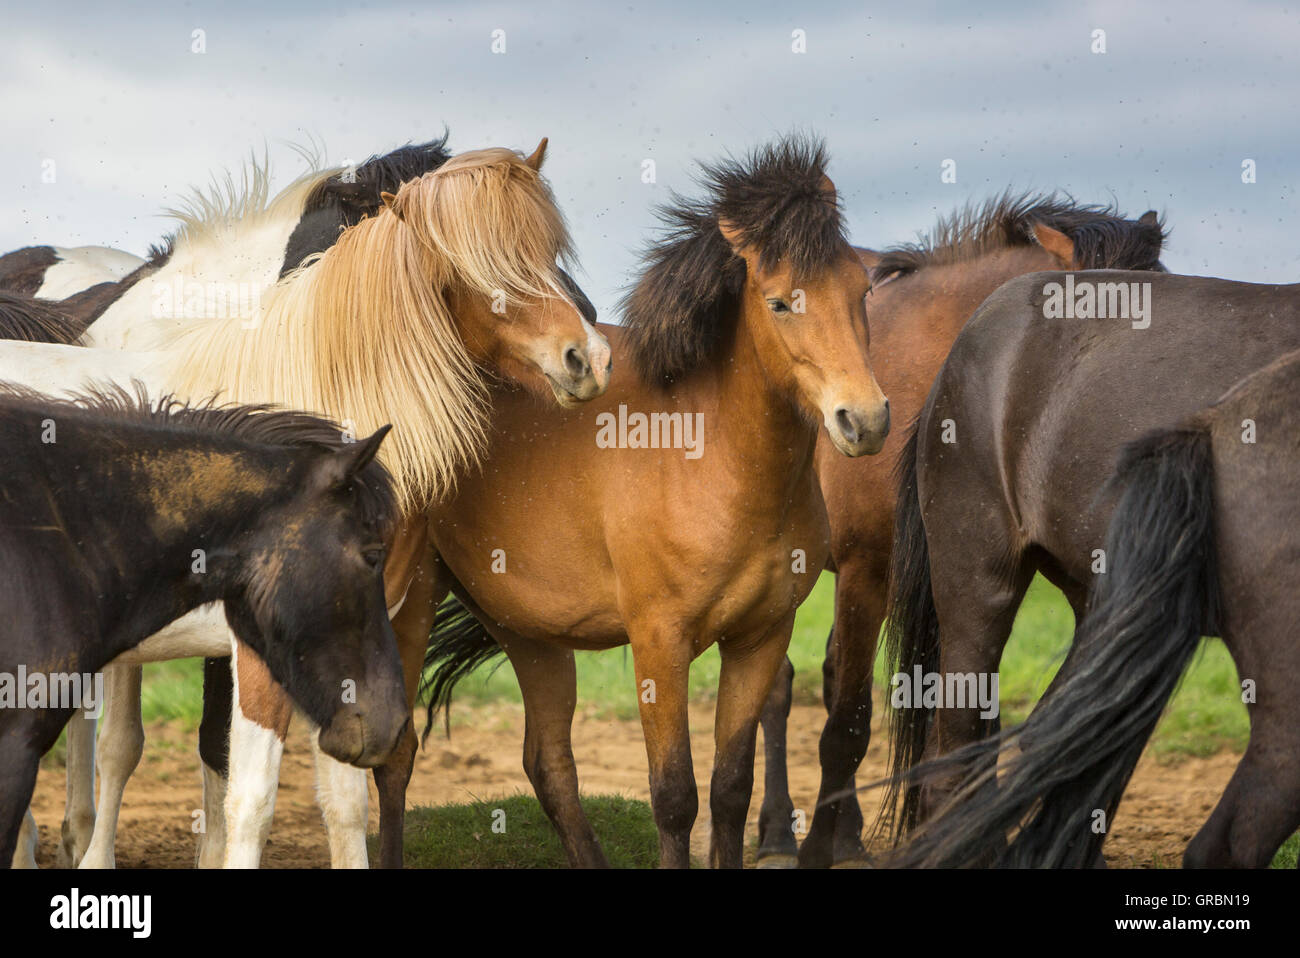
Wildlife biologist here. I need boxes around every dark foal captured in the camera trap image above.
[0,386,407,864]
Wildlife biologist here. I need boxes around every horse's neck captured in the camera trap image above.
[708,304,819,500]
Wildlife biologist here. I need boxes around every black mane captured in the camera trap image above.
[0,290,86,344]
[280,134,453,275]
[0,383,396,531]
[873,192,1167,283]
[620,135,848,385]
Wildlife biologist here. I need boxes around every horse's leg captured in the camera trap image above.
[58,708,97,867]
[0,739,40,866]
[495,630,609,868]
[373,551,444,869]
[1184,714,1300,868]
[78,664,142,869]
[755,656,797,865]
[308,740,370,868]
[799,560,885,867]
[920,545,1032,823]
[222,640,292,868]
[12,808,38,868]
[710,616,795,869]
[630,625,697,869]
[196,657,232,868]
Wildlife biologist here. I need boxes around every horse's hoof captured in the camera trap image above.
[830,855,873,869]
[754,853,799,869]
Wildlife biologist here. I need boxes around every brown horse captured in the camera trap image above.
[396,135,889,868]
[884,269,1300,839]
[890,347,1300,868]
[751,195,1166,867]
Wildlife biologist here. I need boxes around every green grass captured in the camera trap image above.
[383,794,661,868]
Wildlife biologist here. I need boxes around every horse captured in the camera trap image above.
[366,134,889,869]
[0,290,88,344]
[0,384,406,867]
[0,245,142,298]
[30,136,461,871]
[883,269,1300,839]
[0,140,607,869]
[888,348,1300,868]
[752,195,1167,867]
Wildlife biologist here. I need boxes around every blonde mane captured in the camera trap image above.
[163,146,575,512]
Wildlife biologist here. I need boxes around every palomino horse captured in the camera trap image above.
[30,136,459,871]
[0,385,406,866]
[388,135,888,868]
[884,270,1300,837]
[753,195,1167,866]
[0,140,607,868]
[891,348,1300,868]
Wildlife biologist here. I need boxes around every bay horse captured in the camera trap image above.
[396,135,889,868]
[0,140,607,868]
[755,195,1167,867]
[884,269,1300,838]
[890,348,1300,868]
[0,384,406,867]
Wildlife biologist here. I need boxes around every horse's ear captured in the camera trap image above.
[315,425,392,490]
[1138,210,1160,227]
[717,219,747,254]
[1032,222,1076,269]
[380,191,404,222]
[855,247,881,269]
[523,137,548,171]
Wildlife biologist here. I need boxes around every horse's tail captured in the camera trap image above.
[889,424,1221,868]
[420,594,505,744]
[878,422,940,839]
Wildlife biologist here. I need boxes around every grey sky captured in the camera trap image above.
[3,0,1297,316]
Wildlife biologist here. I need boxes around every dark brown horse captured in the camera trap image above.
[403,135,889,869]
[884,270,1300,838]
[752,195,1166,866]
[890,348,1300,867]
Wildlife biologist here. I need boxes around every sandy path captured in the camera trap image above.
[25,702,1235,867]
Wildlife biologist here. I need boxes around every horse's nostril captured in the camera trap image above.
[835,407,859,442]
[564,345,589,379]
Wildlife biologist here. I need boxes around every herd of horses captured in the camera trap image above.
[0,130,1294,870]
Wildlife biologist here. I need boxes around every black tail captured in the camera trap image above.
[877,423,941,839]
[888,424,1221,868]
[419,594,505,744]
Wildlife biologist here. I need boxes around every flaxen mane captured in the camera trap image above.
[162,146,576,512]
[621,135,848,385]
[872,192,1167,282]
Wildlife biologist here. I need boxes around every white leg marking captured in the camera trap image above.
[78,664,143,869]
[222,644,284,869]
[309,731,371,869]
[196,761,228,868]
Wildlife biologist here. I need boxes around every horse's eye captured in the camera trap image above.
[363,548,385,569]
[767,298,791,315]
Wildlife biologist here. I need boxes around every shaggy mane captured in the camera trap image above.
[620,135,848,385]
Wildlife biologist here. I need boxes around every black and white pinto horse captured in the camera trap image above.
[0,384,407,866]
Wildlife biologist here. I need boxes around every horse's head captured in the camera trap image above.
[382,139,610,407]
[716,142,889,456]
[223,427,408,767]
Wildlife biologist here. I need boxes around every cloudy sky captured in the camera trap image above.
[3,0,1297,316]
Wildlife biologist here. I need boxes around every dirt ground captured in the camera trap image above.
[25,702,1236,868]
